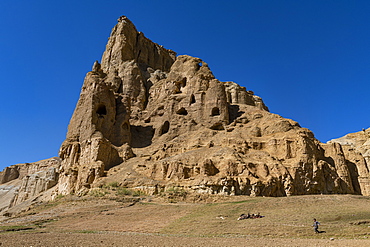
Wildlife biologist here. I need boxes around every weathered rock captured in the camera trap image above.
[57,16,175,195]
[0,180,21,213]
[328,128,370,195]
[0,158,60,214]
[54,16,370,197]
[2,15,369,202]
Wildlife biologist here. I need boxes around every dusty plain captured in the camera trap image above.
[1,191,370,246]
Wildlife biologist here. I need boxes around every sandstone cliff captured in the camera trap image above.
[328,128,370,195]
[57,16,370,197]
[1,16,370,213]
[0,158,60,215]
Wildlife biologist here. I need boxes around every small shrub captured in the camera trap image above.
[116,187,133,196]
[132,190,146,197]
[160,187,188,203]
[166,187,187,197]
[107,181,120,188]
[89,189,109,197]
[116,187,146,197]
[79,230,98,234]
[102,181,120,189]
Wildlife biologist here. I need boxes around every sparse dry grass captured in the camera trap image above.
[160,195,370,239]
[0,194,369,246]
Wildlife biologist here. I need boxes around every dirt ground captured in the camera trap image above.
[1,232,370,247]
[1,194,369,246]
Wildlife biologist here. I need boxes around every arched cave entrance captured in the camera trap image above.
[211,107,220,116]
[96,104,107,118]
[160,121,170,135]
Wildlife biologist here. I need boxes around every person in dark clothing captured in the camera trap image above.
[313,218,320,233]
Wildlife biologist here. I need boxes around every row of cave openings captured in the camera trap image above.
[96,92,221,138]
[175,106,220,117]
[96,103,169,137]
[175,93,220,117]
[160,106,220,136]
[96,93,219,116]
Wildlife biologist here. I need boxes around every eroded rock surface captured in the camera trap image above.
[1,15,370,210]
[0,158,60,215]
[57,16,370,197]
[328,128,370,195]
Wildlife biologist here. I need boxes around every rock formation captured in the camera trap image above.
[328,128,370,195]
[1,15,370,215]
[56,16,370,197]
[0,158,60,214]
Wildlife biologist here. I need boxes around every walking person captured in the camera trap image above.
[313,218,320,233]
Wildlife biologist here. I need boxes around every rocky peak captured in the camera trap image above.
[54,16,370,197]
[101,16,176,73]
[1,15,369,212]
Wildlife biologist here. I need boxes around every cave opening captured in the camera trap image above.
[211,107,220,116]
[190,94,196,104]
[176,107,188,115]
[160,121,170,135]
[96,104,107,117]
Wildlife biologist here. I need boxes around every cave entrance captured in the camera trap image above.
[96,104,107,117]
[211,107,220,116]
[190,94,196,104]
[160,121,170,135]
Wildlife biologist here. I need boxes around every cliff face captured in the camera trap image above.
[56,16,370,197]
[0,158,60,214]
[328,128,370,195]
[57,16,177,195]
[1,16,369,211]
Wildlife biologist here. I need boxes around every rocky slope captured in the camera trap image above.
[1,16,370,215]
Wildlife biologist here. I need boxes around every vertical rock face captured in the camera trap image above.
[58,16,177,195]
[56,16,370,197]
[0,158,60,213]
[328,128,370,195]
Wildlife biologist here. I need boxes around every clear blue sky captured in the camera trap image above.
[1,0,370,171]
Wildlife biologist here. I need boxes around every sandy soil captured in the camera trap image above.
[1,231,370,246]
[0,195,369,246]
